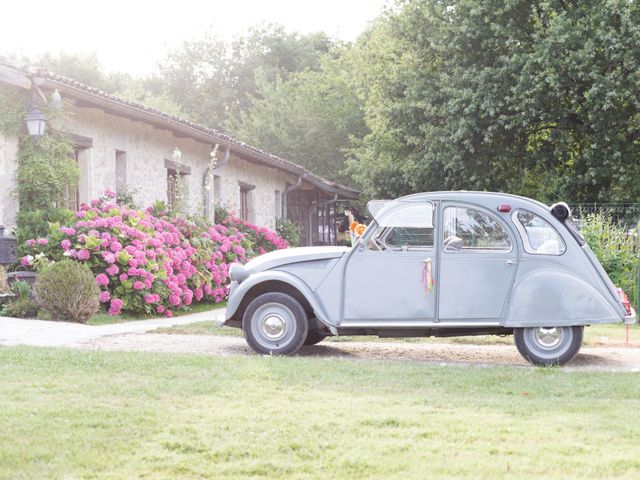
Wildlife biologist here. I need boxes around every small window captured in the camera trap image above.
[275,190,282,218]
[513,210,566,255]
[167,169,187,210]
[59,148,80,211]
[442,206,511,252]
[115,150,127,195]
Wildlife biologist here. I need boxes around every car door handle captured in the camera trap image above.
[506,260,517,266]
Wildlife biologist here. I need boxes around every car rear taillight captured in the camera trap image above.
[616,287,632,315]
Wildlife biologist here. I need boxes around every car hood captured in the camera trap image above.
[244,246,350,273]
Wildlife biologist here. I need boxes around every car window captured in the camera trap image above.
[384,227,434,248]
[442,206,511,252]
[512,210,566,255]
[369,202,435,251]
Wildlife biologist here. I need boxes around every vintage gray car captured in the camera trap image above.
[225,192,636,365]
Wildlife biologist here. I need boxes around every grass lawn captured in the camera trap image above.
[86,301,226,326]
[0,347,639,479]
[154,320,640,347]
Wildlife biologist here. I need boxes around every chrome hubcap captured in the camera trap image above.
[534,327,562,349]
[261,314,287,340]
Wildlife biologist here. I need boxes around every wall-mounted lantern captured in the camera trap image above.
[25,104,46,137]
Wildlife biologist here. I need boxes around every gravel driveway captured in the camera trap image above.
[73,332,640,371]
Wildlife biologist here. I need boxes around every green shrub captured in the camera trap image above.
[34,260,100,323]
[276,218,300,247]
[580,212,639,306]
[4,298,38,318]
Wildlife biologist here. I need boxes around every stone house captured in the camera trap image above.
[0,60,358,245]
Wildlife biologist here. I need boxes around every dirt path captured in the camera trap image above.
[73,333,640,371]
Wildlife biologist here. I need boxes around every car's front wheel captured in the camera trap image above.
[514,326,583,366]
[242,292,308,355]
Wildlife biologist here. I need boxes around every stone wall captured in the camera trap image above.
[63,105,296,229]
[0,104,297,231]
[0,131,18,230]
[215,153,294,228]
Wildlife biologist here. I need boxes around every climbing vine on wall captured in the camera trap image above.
[0,84,78,212]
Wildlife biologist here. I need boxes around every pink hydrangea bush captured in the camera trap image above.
[19,191,287,316]
[222,215,289,256]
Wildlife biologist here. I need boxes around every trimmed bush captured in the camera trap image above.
[34,260,100,323]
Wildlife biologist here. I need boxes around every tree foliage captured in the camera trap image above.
[159,24,333,129]
[227,47,367,183]
[347,0,640,202]
[32,53,187,117]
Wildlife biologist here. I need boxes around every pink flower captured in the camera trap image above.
[60,227,76,236]
[99,291,111,303]
[104,188,117,198]
[106,264,119,276]
[26,239,36,247]
[156,305,165,314]
[169,294,181,306]
[20,256,32,267]
[165,310,173,318]
[61,239,72,250]
[102,252,116,264]
[119,273,129,282]
[76,211,86,218]
[144,294,156,304]
[108,298,123,316]
[133,281,144,290]
[77,249,91,261]
[95,273,109,286]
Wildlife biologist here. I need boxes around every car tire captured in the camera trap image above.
[514,326,584,366]
[242,292,308,355]
[303,329,327,346]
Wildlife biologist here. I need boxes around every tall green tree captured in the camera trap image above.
[348,0,640,202]
[227,47,367,183]
[160,24,334,130]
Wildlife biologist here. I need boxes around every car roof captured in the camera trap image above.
[396,191,552,214]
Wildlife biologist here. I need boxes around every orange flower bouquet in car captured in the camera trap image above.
[349,221,367,246]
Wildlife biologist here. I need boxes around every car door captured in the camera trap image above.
[438,203,517,321]
[341,200,437,323]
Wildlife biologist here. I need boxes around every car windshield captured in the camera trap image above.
[367,200,434,228]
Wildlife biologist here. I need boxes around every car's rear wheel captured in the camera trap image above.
[514,326,583,366]
[303,329,327,346]
[242,292,308,355]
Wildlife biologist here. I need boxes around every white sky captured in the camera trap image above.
[1,0,387,76]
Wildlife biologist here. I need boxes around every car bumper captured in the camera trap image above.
[624,307,636,324]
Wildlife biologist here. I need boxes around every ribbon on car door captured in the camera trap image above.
[421,258,435,294]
